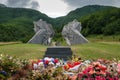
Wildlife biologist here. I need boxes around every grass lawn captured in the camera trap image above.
[0,35,120,60]
[0,43,47,59]
[71,41,120,60]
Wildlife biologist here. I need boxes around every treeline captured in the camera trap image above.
[53,6,120,40]
[51,5,113,41]
[0,5,120,42]
[0,17,34,42]
[0,7,54,42]
[53,5,110,32]
[80,8,120,36]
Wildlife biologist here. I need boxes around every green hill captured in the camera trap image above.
[0,4,120,42]
[52,5,115,40]
[0,5,53,42]
[54,5,112,28]
[53,5,120,40]
[80,7,120,36]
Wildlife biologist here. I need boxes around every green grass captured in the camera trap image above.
[0,43,47,59]
[0,41,120,60]
[87,35,120,42]
[0,35,120,60]
[71,42,120,60]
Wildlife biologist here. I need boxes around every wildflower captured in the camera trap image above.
[0,70,7,76]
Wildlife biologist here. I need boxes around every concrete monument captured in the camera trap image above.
[28,19,54,45]
[62,19,88,45]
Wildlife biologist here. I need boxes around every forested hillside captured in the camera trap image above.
[54,5,112,29]
[53,5,114,40]
[0,4,120,42]
[0,6,53,42]
[80,8,120,36]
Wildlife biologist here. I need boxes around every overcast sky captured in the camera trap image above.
[0,0,120,18]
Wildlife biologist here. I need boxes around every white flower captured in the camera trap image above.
[0,54,3,57]
[9,56,13,60]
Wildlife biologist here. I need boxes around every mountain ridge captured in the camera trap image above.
[0,3,120,42]
[0,3,6,7]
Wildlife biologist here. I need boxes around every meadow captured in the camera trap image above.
[0,35,120,60]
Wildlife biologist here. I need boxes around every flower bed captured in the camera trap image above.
[0,54,120,80]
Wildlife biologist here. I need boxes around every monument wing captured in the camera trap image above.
[28,19,54,45]
[62,19,88,45]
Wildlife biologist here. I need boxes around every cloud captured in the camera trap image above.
[6,0,40,9]
[31,1,40,9]
[62,0,120,8]
[1,0,120,18]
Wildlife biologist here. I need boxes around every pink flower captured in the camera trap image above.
[82,67,92,74]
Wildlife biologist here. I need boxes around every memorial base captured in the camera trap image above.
[44,46,73,60]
